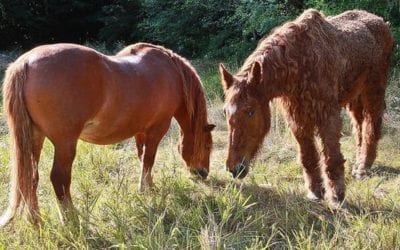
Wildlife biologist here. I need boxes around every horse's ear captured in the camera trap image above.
[204,124,216,132]
[248,61,262,86]
[219,63,233,91]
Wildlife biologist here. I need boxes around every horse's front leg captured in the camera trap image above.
[137,120,171,192]
[135,133,146,160]
[289,122,324,201]
[50,139,78,224]
[294,134,324,201]
[318,111,346,208]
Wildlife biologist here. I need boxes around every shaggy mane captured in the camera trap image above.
[237,9,326,77]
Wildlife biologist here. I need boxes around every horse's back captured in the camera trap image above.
[327,10,393,62]
[14,43,197,145]
[328,10,389,36]
[325,10,393,98]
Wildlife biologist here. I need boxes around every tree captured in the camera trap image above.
[98,0,142,46]
[0,0,110,49]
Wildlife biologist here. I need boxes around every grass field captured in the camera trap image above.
[0,52,399,249]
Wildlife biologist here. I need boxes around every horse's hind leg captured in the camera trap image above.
[355,80,386,179]
[50,139,78,223]
[346,97,364,178]
[318,110,346,207]
[291,127,324,201]
[138,121,171,192]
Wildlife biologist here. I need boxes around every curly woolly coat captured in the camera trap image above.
[221,9,393,206]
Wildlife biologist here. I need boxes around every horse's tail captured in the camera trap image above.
[1,58,36,226]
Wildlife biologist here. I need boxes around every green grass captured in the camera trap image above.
[0,54,399,249]
[0,103,399,249]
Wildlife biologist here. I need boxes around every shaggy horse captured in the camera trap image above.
[220,9,393,207]
[1,43,215,225]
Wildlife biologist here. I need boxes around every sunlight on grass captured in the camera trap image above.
[0,60,399,248]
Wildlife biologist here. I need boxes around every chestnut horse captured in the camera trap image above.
[220,9,393,207]
[1,42,215,224]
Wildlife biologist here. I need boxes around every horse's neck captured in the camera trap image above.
[175,96,206,143]
[260,59,290,101]
[174,104,196,137]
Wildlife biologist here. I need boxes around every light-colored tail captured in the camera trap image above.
[1,58,37,226]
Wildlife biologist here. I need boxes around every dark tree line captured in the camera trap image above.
[0,1,110,47]
[0,0,398,59]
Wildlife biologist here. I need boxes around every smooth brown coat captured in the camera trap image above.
[1,43,214,225]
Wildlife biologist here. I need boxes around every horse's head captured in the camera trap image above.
[180,123,215,179]
[219,62,270,178]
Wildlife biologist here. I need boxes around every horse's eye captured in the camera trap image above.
[223,109,226,117]
[248,111,254,117]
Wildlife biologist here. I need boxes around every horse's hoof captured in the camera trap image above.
[137,183,155,193]
[306,191,323,203]
[328,199,348,211]
[190,168,209,180]
[56,201,79,226]
[0,208,15,227]
[0,214,13,227]
[352,169,370,180]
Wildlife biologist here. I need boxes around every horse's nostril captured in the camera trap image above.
[232,163,248,179]
[190,168,208,179]
[198,169,209,179]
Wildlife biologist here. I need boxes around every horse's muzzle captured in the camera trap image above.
[190,168,209,179]
[230,163,248,179]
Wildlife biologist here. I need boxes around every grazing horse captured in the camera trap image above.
[1,42,215,225]
[219,9,393,207]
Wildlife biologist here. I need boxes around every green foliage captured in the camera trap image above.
[98,0,142,46]
[0,0,292,60]
[0,0,399,62]
[0,0,109,48]
[138,0,290,59]
[305,0,397,19]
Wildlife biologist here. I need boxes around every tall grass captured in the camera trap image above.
[0,49,399,249]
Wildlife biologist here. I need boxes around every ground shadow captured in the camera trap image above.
[371,165,400,179]
[205,176,355,218]
[205,175,400,221]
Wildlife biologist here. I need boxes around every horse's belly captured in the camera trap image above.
[77,86,179,145]
[79,120,137,145]
[79,132,134,145]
